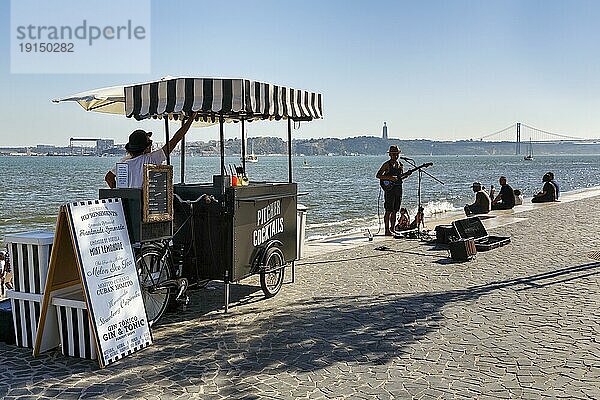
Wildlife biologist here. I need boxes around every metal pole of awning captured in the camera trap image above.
[241,118,246,173]
[164,118,170,165]
[287,118,292,183]
[180,118,185,184]
[219,115,225,192]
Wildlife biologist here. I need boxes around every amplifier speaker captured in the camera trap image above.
[435,225,456,245]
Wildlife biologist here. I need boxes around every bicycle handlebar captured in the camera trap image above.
[173,193,219,205]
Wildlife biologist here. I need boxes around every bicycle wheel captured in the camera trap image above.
[136,245,172,326]
[259,247,285,298]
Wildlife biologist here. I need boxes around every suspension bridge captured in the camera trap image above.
[478,122,600,154]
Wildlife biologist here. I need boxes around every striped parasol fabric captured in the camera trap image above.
[124,77,323,122]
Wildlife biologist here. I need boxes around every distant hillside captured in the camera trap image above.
[4,136,600,157]
[240,136,600,156]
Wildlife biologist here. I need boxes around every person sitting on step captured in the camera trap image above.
[395,207,411,231]
[532,173,557,203]
[409,206,425,230]
[464,182,491,216]
[513,189,524,206]
[547,171,560,200]
[491,176,515,210]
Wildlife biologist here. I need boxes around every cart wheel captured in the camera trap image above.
[260,247,285,298]
[136,246,172,326]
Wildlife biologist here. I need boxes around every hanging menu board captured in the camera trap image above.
[143,164,173,222]
[115,163,129,188]
[34,198,152,368]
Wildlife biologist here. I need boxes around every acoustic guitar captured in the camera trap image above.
[380,162,433,191]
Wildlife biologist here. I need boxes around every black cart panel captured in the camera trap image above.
[173,182,297,283]
[232,183,297,281]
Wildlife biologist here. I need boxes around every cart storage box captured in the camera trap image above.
[452,217,510,251]
[52,291,97,360]
[6,290,42,348]
[5,230,54,294]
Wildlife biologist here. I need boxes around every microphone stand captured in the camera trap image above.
[401,157,444,239]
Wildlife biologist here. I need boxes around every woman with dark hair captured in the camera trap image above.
[547,171,560,200]
[410,206,425,230]
[531,173,556,203]
[395,208,411,231]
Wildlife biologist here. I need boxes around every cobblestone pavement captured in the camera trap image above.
[1,196,600,399]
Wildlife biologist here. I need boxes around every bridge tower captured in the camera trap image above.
[382,122,388,140]
[516,122,521,155]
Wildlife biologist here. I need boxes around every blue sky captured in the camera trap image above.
[2,0,600,146]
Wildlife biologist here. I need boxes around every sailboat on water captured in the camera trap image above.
[245,138,258,163]
[524,139,534,161]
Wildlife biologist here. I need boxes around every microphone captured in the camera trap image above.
[399,156,413,161]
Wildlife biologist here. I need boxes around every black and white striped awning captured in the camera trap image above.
[124,77,323,122]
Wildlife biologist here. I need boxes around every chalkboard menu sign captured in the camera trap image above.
[143,164,173,222]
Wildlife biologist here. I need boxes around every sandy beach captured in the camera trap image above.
[1,189,599,399]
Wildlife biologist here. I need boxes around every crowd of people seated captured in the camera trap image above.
[393,171,561,231]
[463,172,559,216]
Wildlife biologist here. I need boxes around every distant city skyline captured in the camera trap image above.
[3,1,600,146]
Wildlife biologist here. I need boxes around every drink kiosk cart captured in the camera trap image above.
[55,77,323,324]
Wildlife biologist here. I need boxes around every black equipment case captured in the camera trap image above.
[435,224,456,244]
[452,217,510,251]
[448,238,477,262]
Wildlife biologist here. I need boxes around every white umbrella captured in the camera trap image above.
[53,82,216,127]
[53,84,126,115]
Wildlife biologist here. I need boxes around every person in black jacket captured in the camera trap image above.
[491,176,515,210]
[547,171,560,200]
[532,173,556,203]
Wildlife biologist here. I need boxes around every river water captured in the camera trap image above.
[1,154,598,242]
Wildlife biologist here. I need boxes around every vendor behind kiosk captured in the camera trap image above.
[105,112,198,188]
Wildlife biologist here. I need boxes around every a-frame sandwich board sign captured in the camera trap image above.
[34,198,153,368]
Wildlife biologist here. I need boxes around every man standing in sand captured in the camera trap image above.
[377,145,413,236]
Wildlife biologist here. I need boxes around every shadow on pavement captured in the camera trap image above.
[1,262,598,398]
[298,242,445,266]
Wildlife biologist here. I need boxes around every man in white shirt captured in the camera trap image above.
[105,112,197,189]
